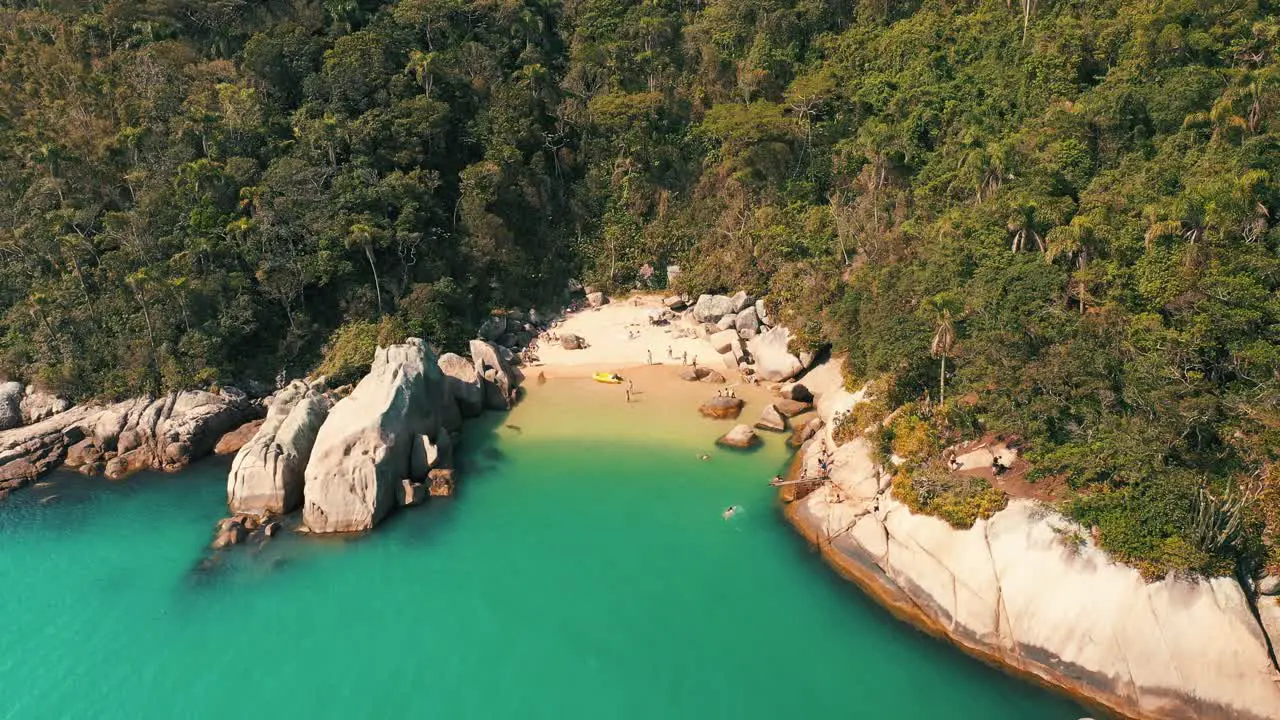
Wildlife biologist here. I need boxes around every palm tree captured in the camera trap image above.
[1007,201,1045,252]
[930,307,956,405]
[1045,214,1099,314]
[405,50,439,96]
[346,223,384,315]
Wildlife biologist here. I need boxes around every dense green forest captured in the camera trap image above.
[0,0,1277,576]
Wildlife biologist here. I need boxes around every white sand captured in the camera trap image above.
[531,294,725,379]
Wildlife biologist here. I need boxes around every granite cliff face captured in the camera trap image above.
[302,339,448,533]
[227,381,332,515]
[787,359,1280,720]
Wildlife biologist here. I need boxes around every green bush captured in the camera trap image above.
[315,316,409,387]
[892,463,1009,530]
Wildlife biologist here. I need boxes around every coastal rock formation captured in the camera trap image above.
[699,396,744,420]
[693,294,734,322]
[734,307,760,334]
[755,405,787,432]
[788,417,824,448]
[709,329,739,354]
[0,390,259,496]
[755,298,771,326]
[470,339,524,410]
[715,315,737,331]
[19,387,71,425]
[787,358,1280,720]
[303,339,448,533]
[716,424,759,449]
[0,381,23,430]
[586,291,607,307]
[747,327,803,382]
[561,333,586,350]
[779,382,813,403]
[438,353,484,417]
[228,381,332,515]
[663,295,687,310]
[774,398,813,417]
[214,419,263,455]
[428,469,455,497]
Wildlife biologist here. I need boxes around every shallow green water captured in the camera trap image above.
[1,380,1085,719]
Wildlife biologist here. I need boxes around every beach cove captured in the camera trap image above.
[0,368,1085,718]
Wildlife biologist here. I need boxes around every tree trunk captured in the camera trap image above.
[939,355,946,405]
[363,243,383,315]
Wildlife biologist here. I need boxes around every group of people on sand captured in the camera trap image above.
[716,388,737,399]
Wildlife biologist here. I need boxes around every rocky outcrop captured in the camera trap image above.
[0,390,259,498]
[754,405,787,432]
[693,294,735,323]
[708,329,739,354]
[680,367,726,383]
[214,419,263,455]
[747,326,804,382]
[228,381,332,515]
[698,396,744,420]
[303,339,449,533]
[470,339,524,410]
[785,358,1280,720]
[561,333,586,350]
[774,398,813,417]
[0,381,22,430]
[439,353,484,417]
[788,417,824,448]
[19,386,71,425]
[717,424,759,449]
[586,291,607,307]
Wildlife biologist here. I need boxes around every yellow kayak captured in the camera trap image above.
[593,372,624,384]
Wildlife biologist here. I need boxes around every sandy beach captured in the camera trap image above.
[531,294,726,379]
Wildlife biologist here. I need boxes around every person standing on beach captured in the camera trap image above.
[682,351,688,365]
[647,349,652,365]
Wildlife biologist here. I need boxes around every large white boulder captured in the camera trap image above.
[470,339,523,410]
[693,294,735,323]
[19,386,70,425]
[227,381,331,514]
[302,339,449,533]
[0,381,23,430]
[438,353,483,417]
[747,326,803,382]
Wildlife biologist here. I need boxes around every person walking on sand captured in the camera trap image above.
[625,388,631,403]
[692,356,698,369]
[682,351,688,366]
[667,345,672,359]
[647,349,652,365]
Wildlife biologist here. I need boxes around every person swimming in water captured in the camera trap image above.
[723,505,739,519]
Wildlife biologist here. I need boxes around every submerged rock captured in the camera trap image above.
[716,424,759,449]
[698,396,744,420]
[303,339,449,533]
[228,381,332,515]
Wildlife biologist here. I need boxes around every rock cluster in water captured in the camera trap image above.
[0,389,259,500]
[220,338,521,536]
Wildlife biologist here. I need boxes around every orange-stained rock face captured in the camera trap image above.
[214,419,264,456]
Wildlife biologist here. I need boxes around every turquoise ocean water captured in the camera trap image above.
[0,378,1085,719]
